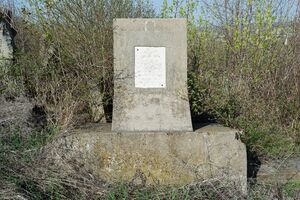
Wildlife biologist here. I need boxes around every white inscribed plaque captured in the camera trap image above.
[135,47,166,88]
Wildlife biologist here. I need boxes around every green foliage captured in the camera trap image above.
[0,123,58,152]
[105,181,244,200]
[241,123,299,158]
[161,0,198,21]
[0,122,60,199]
[187,71,208,117]
[283,180,300,197]
[107,183,130,200]
[161,0,300,158]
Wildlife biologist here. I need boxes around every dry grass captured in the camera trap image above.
[11,0,155,129]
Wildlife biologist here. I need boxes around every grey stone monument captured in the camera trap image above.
[112,19,192,131]
[53,18,247,194]
[0,10,16,67]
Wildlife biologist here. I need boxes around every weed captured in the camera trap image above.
[283,180,300,198]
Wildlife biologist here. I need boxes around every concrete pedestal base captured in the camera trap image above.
[52,123,247,193]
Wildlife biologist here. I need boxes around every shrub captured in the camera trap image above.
[13,0,155,128]
[162,0,300,158]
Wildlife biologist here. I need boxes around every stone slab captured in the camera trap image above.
[257,157,300,183]
[112,19,192,132]
[51,123,247,193]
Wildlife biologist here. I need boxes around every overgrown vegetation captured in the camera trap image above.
[1,0,300,199]
[162,0,300,158]
[3,0,299,158]
[0,124,108,199]
[13,0,155,128]
[0,124,298,199]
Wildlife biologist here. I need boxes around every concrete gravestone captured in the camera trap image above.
[112,19,192,131]
[54,18,247,194]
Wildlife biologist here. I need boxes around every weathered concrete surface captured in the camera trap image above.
[51,123,247,192]
[112,19,192,131]
[0,10,16,66]
[257,157,300,183]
